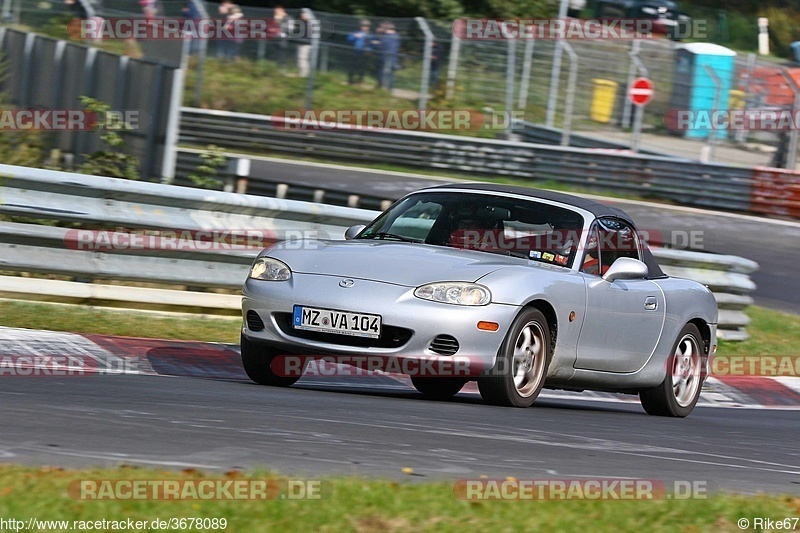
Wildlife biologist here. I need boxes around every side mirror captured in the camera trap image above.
[602,257,649,282]
[344,225,366,240]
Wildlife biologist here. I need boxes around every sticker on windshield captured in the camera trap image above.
[529,250,542,259]
[542,252,555,262]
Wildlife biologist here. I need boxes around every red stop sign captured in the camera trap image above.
[628,77,654,106]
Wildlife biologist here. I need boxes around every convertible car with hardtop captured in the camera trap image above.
[241,184,717,417]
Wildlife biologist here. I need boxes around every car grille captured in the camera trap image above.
[274,313,412,349]
[246,310,265,331]
[429,335,459,355]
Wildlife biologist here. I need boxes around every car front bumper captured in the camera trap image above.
[242,273,519,368]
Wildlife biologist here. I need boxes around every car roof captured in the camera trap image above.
[420,183,635,225]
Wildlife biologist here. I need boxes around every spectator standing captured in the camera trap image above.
[181,0,203,54]
[296,10,313,77]
[346,20,371,85]
[372,21,387,86]
[271,5,292,72]
[378,22,400,91]
[222,5,244,61]
[429,40,441,87]
[217,0,234,60]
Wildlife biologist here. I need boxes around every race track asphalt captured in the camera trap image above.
[1,372,798,494]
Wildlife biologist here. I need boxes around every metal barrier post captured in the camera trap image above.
[416,17,434,112]
[703,64,722,163]
[191,0,209,107]
[781,69,800,170]
[303,9,320,110]
[161,38,190,182]
[545,0,570,127]
[517,38,535,112]
[1,0,11,23]
[445,34,461,100]
[734,53,756,145]
[561,42,578,146]
[77,0,96,18]
[505,39,516,133]
[622,39,641,129]
[629,52,648,152]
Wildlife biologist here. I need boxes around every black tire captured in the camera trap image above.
[240,333,304,387]
[410,377,468,399]
[640,323,705,417]
[478,308,552,407]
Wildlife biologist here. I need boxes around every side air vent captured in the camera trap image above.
[246,310,265,331]
[429,335,459,355]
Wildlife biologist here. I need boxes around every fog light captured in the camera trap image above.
[477,321,499,331]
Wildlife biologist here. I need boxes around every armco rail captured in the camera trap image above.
[516,122,683,159]
[0,164,756,339]
[177,107,800,217]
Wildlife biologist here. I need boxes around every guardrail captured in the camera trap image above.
[173,149,395,211]
[516,122,683,159]
[178,107,800,218]
[0,164,756,339]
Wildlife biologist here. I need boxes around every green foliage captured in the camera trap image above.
[76,96,140,180]
[481,0,557,18]
[41,15,77,41]
[188,145,227,189]
[758,6,800,58]
[0,61,46,167]
[314,0,464,19]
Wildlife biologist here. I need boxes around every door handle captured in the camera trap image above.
[644,296,658,311]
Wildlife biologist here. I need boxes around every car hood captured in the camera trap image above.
[267,239,528,287]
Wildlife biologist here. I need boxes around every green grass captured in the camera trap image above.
[0,300,240,344]
[0,465,797,532]
[716,306,800,357]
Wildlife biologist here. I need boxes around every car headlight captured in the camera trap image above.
[249,257,292,281]
[414,282,491,306]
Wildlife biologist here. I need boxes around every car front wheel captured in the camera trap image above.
[240,333,304,387]
[478,308,552,407]
[639,323,705,417]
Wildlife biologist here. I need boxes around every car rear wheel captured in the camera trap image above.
[478,308,552,407]
[240,333,304,387]
[640,323,705,417]
[410,377,468,399]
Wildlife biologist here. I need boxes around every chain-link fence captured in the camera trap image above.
[6,0,800,167]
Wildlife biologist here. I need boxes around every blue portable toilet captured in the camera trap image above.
[791,41,800,62]
[667,43,737,140]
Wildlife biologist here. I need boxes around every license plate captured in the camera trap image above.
[293,306,381,339]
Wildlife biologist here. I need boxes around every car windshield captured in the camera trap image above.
[357,192,585,267]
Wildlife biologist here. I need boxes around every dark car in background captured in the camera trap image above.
[593,0,689,39]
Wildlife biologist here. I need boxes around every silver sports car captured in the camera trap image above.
[241,184,718,417]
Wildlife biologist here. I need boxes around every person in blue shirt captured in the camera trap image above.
[347,20,372,85]
[181,0,203,54]
[377,22,400,91]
